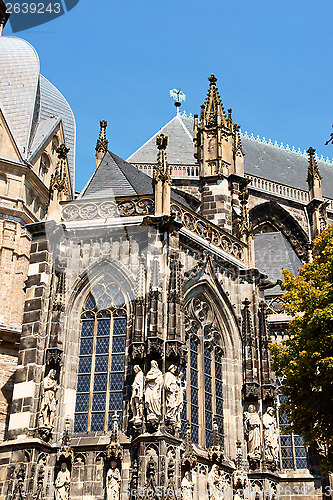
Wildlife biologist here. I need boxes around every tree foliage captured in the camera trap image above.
[270,226,333,472]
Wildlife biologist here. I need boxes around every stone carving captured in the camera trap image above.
[55,463,70,500]
[207,464,224,500]
[145,360,163,423]
[263,407,279,466]
[39,369,58,434]
[62,198,154,221]
[164,365,185,428]
[181,471,194,500]
[130,365,144,425]
[106,462,121,500]
[244,405,261,468]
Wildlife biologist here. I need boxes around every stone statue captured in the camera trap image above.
[207,464,224,500]
[263,407,279,463]
[181,471,194,500]
[39,369,58,430]
[55,462,70,500]
[164,365,186,427]
[145,360,163,422]
[130,365,144,425]
[106,461,121,500]
[244,405,261,464]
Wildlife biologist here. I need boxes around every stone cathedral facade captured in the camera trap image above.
[1,8,333,500]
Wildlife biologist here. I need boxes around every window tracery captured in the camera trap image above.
[74,281,127,433]
[185,294,224,448]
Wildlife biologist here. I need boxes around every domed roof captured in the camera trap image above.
[0,37,40,155]
[0,36,75,185]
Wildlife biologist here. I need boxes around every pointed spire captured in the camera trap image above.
[307,146,322,200]
[111,411,119,444]
[53,270,66,311]
[95,120,108,170]
[203,74,227,127]
[153,134,171,215]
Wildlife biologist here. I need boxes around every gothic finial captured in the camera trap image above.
[209,73,217,86]
[156,134,168,151]
[182,420,197,469]
[111,411,119,443]
[106,411,123,462]
[56,144,70,160]
[96,120,108,153]
[208,416,224,464]
[307,146,322,185]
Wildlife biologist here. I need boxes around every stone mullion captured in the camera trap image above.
[211,348,217,416]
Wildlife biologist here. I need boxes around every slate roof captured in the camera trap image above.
[242,137,333,198]
[127,113,197,165]
[254,231,302,295]
[128,113,333,199]
[80,150,190,207]
[0,36,76,185]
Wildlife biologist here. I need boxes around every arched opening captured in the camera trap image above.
[73,280,127,433]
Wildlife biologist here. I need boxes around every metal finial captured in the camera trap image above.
[170,88,186,109]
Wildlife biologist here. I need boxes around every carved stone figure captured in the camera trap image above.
[39,369,58,430]
[164,365,185,427]
[145,360,163,422]
[263,407,279,463]
[244,405,261,465]
[181,471,194,500]
[106,461,121,500]
[55,462,70,500]
[207,464,224,500]
[130,365,144,425]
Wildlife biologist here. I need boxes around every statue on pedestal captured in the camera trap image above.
[145,360,163,423]
[263,407,279,466]
[207,464,224,500]
[181,471,194,500]
[39,369,58,432]
[244,405,261,468]
[106,461,121,500]
[55,463,70,500]
[130,365,144,425]
[164,365,186,428]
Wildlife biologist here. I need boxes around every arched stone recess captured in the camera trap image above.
[183,257,243,459]
[250,201,309,263]
[57,257,136,437]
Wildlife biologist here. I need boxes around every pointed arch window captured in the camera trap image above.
[185,295,224,449]
[74,282,127,433]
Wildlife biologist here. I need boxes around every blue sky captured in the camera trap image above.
[4,0,333,191]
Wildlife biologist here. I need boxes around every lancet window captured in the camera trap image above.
[277,377,307,469]
[74,281,127,433]
[185,295,224,448]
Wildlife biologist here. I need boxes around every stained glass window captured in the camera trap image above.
[277,378,308,469]
[215,349,224,446]
[204,347,213,447]
[74,286,126,433]
[189,339,199,444]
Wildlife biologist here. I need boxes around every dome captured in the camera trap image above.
[0,36,75,186]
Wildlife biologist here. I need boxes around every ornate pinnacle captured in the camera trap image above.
[307,146,322,184]
[95,120,108,153]
[156,134,168,151]
[209,73,217,86]
[182,420,197,469]
[208,416,224,464]
[153,134,171,185]
[56,144,70,160]
[107,412,123,462]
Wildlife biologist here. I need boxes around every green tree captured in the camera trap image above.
[270,225,333,472]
